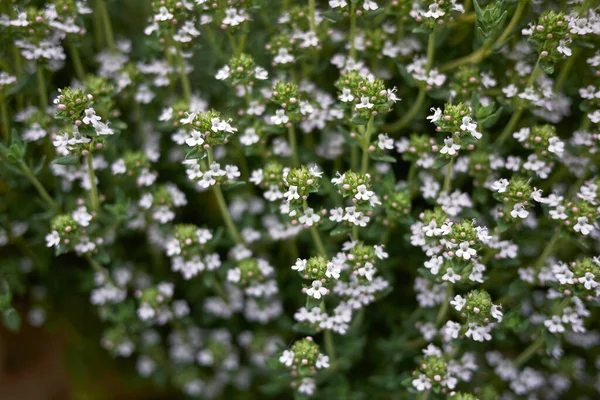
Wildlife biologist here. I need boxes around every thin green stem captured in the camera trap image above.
[68,43,85,81]
[36,66,48,109]
[495,55,541,145]
[440,0,527,72]
[308,0,316,32]
[86,256,115,286]
[443,158,453,193]
[212,278,229,302]
[98,0,116,53]
[350,3,357,59]
[303,200,327,256]
[360,117,374,175]
[94,0,104,50]
[435,284,453,327]
[208,149,243,244]
[19,161,58,212]
[532,229,560,272]
[323,323,337,365]
[174,42,192,102]
[513,335,544,368]
[0,92,9,141]
[86,153,100,213]
[288,124,300,167]
[385,29,435,133]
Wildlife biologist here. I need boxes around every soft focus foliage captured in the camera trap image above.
[1,0,600,399]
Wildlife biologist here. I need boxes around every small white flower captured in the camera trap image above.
[440,137,460,156]
[306,280,328,299]
[292,258,307,272]
[316,353,330,369]
[491,304,503,322]
[355,184,374,201]
[298,378,316,396]
[339,87,354,102]
[581,272,598,290]
[279,350,294,367]
[45,230,60,247]
[299,208,321,226]
[426,107,442,123]
[355,96,374,109]
[450,295,466,311]
[557,39,572,57]
[456,241,476,260]
[377,133,394,150]
[412,374,431,392]
[442,268,461,283]
[510,203,529,219]
[544,316,565,333]
[574,216,593,235]
[271,109,289,125]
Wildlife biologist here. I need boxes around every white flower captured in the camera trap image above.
[284,185,300,202]
[227,267,241,283]
[46,230,60,247]
[450,295,466,311]
[316,353,330,369]
[306,280,328,299]
[271,109,289,125]
[299,208,321,226]
[581,272,598,290]
[424,3,445,19]
[358,262,376,281]
[548,137,564,155]
[355,184,374,201]
[355,96,374,109]
[377,133,394,150]
[155,6,173,21]
[557,39,572,57]
[185,130,204,147]
[424,256,443,275]
[510,203,529,219]
[491,304,503,322]
[442,268,461,283]
[279,350,294,367]
[426,107,442,123]
[254,66,268,80]
[544,316,565,333]
[456,242,476,260]
[329,207,344,222]
[412,374,431,392]
[573,216,593,235]
[326,262,341,279]
[82,108,101,125]
[215,65,230,80]
[292,258,307,272]
[298,378,316,396]
[225,165,240,180]
[329,0,348,8]
[440,137,460,156]
[300,101,314,115]
[374,245,388,259]
[72,206,93,227]
[363,0,378,11]
[137,302,155,320]
[339,87,354,102]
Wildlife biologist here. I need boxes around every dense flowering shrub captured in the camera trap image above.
[1,0,600,398]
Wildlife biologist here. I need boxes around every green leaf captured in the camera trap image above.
[480,106,503,128]
[3,308,21,332]
[322,10,343,22]
[306,296,322,310]
[93,250,110,265]
[539,60,555,74]
[221,181,247,191]
[412,26,432,35]
[433,157,450,169]
[52,155,80,165]
[330,224,351,236]
[291,322,317,335]
[0,279,12,310]
[397,64,417,88]
[369,153,397,163]
[497,218,510,232]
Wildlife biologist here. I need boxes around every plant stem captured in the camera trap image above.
[440,0,527,72]
[36,66,48,109]
[97,0,116,53]
[349,3,357,59]
[288,124,300,167]
[303,200,327,256]
[0,91,9,141]
[174,42,192,102]
[19,161,58,212]
[513,335,544,368]
[323,322,337,365]
[386,29,435,133]
[208,149,243,244]
[212,278,229,302]
[443,158,453,193]
[495,55,541,145]
[308,0,316,32]
[435,284,453,327]
[68,43,85,81]
[360,117,374,174]
[86,153,100,213]
[86,255,115,286]
[532,229,560,272]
